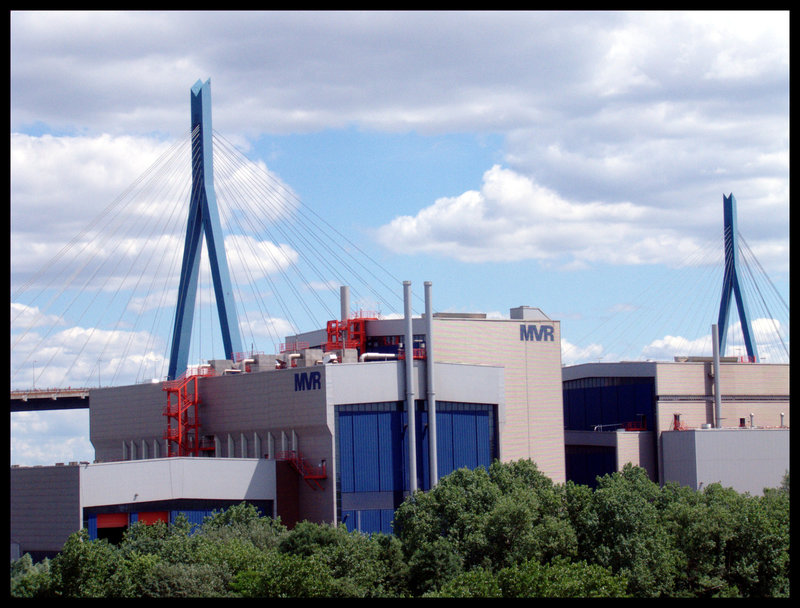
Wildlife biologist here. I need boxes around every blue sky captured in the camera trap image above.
[10,11,789,465]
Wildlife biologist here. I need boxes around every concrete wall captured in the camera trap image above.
[661,428,790,495]
[10,464,81,556]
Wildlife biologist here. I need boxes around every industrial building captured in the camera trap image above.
[10,291,790,561]
[562,359,790,494]
[11,287,789,562]
[11,283,568,559]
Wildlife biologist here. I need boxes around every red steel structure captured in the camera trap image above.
[325,313,377,354]
[276,450,328,490]
[162,367,215,457]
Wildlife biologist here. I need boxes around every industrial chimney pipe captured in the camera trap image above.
[712,324,722,428]
[404,281,417,493]
[425,281,438,488]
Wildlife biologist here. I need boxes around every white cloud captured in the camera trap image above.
[11,410,94,466]
[225,235,299,280]
[376,164,708,267]
[11,302,65,330]
[11,322,168,389]
[561,340,605,366]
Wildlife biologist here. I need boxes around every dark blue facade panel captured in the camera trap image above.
[337,402,497,535]
[339,413,355,492]
[599,386,619,427]
[563,378,654,431]
[352,413,381,493]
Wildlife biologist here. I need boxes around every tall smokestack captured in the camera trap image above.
[425,281,437,487]
[340,286,350,324]
[712,324,722,428]
[404,281,417,493]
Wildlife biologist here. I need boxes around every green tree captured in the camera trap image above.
[567,464,678,597]
[48,529,123,597]
[277,520,408,597]
[658,482,740,597]
[394,459,579,594]
[724,484,790,597]
[429,567,502,598]
[431,557,629,598]
[200,501,287,552]
[230,550,337,597]
[496,557,629,597]
[10,553,53,598]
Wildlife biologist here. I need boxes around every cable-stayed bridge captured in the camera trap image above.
[10,81,789,412]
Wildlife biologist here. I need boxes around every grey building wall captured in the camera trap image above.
[10,464,82,556]
[661,428,789,495]
[90,382,166,462]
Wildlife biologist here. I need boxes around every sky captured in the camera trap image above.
[10,10,789,466]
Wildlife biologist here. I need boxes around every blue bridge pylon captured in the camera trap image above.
[168,79,243,380]
[716,193,758,362]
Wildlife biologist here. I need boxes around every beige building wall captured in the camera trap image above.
[655,362,789,432]
[432,317,566,484]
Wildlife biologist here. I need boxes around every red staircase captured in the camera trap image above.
[162,367,215,457]
[276,450,327,490]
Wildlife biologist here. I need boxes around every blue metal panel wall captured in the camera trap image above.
[341,508,395,535]
[338,405,406,494]
[337,401,496,535]
[171,510,213,532]
[353,413,381,492]
[339,413,355,493]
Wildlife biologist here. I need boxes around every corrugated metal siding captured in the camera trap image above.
[171,510,213,531]
[337,403,496,535]
[339,407,407,493]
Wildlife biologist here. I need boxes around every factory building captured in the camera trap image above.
[11,283,790,561]
[562,359,790,494]
[11,283,566,559]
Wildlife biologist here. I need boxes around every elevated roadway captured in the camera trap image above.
[10,388,90,412]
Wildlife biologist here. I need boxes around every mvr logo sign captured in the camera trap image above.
[520,324,555,342]
[294,370,322,391]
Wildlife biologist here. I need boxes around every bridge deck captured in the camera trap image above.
[10,389,90,412]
